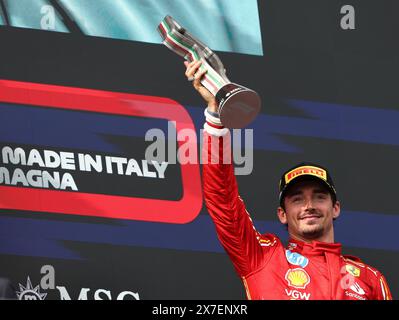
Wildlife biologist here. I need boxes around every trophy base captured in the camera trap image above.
[216,83,261,129]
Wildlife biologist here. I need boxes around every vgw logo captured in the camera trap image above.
[17,265,140,300]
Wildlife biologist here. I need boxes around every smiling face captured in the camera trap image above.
[277,179,341,243]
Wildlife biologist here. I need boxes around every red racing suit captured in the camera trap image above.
[202,129,392,300]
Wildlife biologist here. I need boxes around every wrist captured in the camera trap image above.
[207,101,218,113]
[204,108,222,126]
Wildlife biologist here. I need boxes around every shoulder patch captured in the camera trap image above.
[343,255,381,279]
[345,264,361,277]
[258,233,279,247]
[343,255,364,267]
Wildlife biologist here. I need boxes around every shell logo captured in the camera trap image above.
[285,268,311,289]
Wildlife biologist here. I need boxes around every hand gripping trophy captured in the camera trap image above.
[158,15,261,129]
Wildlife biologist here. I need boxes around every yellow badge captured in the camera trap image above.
[285,166,327,184]
[285,268,310,289]
[346,264,360,277]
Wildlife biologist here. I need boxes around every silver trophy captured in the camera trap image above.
[158,15,261,129]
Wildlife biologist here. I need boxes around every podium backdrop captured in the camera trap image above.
[0,0,398,299]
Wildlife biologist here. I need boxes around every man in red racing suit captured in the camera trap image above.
[185,60,393,300]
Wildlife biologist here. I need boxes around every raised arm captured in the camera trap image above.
[185,61,277,277]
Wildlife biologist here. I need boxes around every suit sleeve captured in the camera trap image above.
[375,273,393,300]
[202,129,277,277]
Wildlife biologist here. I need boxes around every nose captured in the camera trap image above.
[303,198,315,210]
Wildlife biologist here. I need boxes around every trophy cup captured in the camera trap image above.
[157,15,261,129]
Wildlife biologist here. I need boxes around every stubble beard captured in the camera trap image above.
[300,222,324,240]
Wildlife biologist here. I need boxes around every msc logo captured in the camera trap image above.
[16,277,47,300]
[16,264,140,300]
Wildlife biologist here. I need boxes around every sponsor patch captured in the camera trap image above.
[285,268,310,289]
[285,250,309,268]
[285,166,327,184]
[285,288,311,300]
[345,264,360,277]
[345,291,366,300]
[350,282,365,295]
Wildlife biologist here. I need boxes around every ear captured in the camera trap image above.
[333,200,341,220]
[277,207,288,225]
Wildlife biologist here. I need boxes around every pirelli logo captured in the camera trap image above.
[285,166,327,184]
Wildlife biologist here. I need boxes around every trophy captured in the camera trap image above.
[157,15,261,129]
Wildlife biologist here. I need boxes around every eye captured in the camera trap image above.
[291,196,302,203]
[315,193,328,200]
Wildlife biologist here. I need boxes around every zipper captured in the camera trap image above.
[324,252,333,299]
